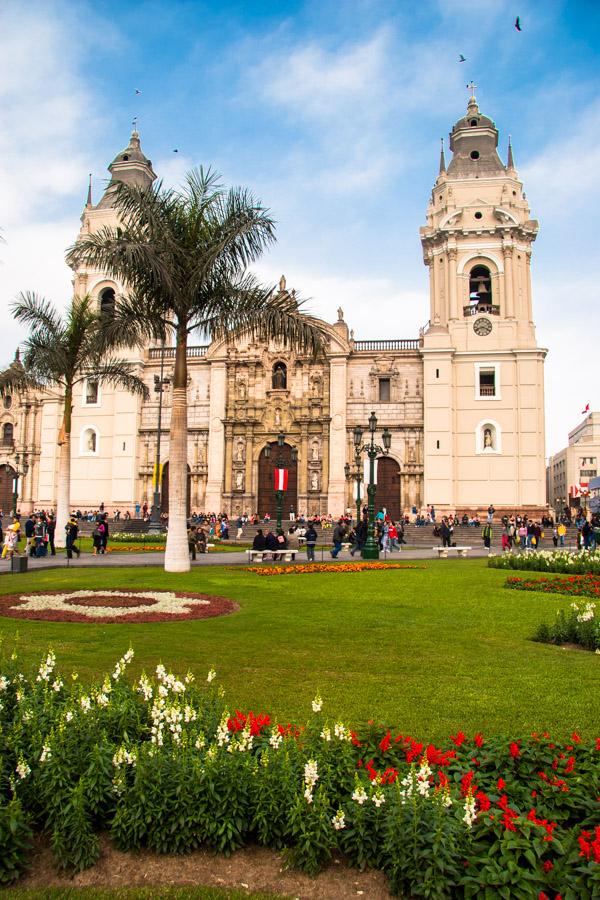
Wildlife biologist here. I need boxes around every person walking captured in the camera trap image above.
[46,513,56,556]
[330,519,346,558]
[482,521,493,551]
[2,522,20,559]
[557,521,567,547]
[100,515,109,554]
[305,522,318,562]
[65,516,80,559]
[24,514,35,557]
[187,525,198,561]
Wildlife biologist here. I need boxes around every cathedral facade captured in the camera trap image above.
[0,93,547,519]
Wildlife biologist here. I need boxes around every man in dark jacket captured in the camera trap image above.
[304,523,318,561]
[46,514,56,556]
[350,518,367,556]
[25,514,36,556]
[65,517,80,559]
[330,520,346,558]
[252,529,266,551]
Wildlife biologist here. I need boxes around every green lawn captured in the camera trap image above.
[0,560,597,741]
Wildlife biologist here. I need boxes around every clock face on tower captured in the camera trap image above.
[473,317,492,336]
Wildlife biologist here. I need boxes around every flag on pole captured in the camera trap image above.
[274,468,289,491]
[581,403,590,415]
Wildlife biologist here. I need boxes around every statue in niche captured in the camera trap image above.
[87,431,96,452]
[274,407,282,426]
[235,470,244,491]
[310,471,319,491]
[272,362,287,390]
[483,427,495,450]
[311,439,320,461]
[236,439,245,462]
[236,377,247,400]
[310,374,321,397]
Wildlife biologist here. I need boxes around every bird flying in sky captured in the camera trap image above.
[459,54,466,62]
[135,89,142,95]
[173,149,179,153]
[515,16,522,31]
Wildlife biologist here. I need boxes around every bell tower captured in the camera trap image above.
[420,88,547,514]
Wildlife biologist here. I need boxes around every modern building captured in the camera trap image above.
[547,412,600,515]
[0,91,548,520]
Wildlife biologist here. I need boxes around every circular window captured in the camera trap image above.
[470,119,478,126]
[474,211,483,220]
[3,395,12,410]
[122,155,129,161]
[470,150,480,160]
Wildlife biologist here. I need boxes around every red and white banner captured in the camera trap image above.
[570,483,589,498]
[274,468,289,491]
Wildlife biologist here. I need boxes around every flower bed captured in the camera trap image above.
[0,649,599,897]
[0,590,238,624]
[105,545,165,553]
[489,549,600,574]
[111,533,167,544]
[244,562,424,576]
[506,574,600,599]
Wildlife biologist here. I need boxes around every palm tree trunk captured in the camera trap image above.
[55,388,72,548]
[164,326,190,572]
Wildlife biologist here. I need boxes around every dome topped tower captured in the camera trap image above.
[447,86,505,178]
[97,128,157,208]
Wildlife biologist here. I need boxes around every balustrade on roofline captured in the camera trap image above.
[148,346,208,359]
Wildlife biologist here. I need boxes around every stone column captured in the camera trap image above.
[448,248,458,320]
[503,245,514,318]
[327,357,347,515]
[204,361,226,512]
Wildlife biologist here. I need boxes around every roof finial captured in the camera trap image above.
[507,134,515,170]
[86,173,93,207]
[439,137,446,174]
[14,347,20,363]
[467,80,477,100]
[132,116,139,136]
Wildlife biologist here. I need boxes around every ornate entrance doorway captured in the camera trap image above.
[257,443,298,519]
[375,457,401,520]
[0,465,15,515]
[160,462,191,517]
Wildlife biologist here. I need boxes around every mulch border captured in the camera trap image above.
[0,589,239,624]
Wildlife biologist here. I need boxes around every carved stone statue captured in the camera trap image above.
[484,427,494,449]
[310,471,319,491]
[274,407,282,426]
[311,439,319,461]
[272,364,286,390]
[236,439,245,462]
[337,306,344,321]
[87,431,96,452]
[236,377,247,400]
[235,470,244,491]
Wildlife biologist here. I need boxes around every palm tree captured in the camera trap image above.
[0,293,148,545]
[67,167,326,572]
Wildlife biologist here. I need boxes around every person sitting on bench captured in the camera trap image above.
[252,529,266,553]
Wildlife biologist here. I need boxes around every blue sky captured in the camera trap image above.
[1,0,599,454]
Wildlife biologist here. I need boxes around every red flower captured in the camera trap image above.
[595,737,600,751]
[564,756,575,774]
[475,790,491,812]
[350,730,362,747]
[571,731,582,744]
[379,730,391,753]
[366,759,378,781]
[450,731,467,747]
[474,732,484,748]
[542,860,553,873]
[497,777,506,791]
[531,790,537,798]
[501,811,518,831]
[539,893,550,900]
[381,767,398,785]
[509,741,521,759]
[461,771,476,797]
[426,744,456,767]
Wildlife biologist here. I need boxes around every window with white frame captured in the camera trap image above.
[80,426,100,456]
[474,362,501,400]
[83,378,100,406]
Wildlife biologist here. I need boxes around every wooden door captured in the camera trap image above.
[257,444,298,519]
[0,465,15,515]
[375,457,401,520]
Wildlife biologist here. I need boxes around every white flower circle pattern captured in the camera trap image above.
[0,590,237,624]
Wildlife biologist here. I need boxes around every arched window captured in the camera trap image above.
[80,426,100,456]
[2,422,14,446]
[84,378,99,406]
[475,419,502,454]
[272,362,287,390]
[468,265,492,311]
[99,287,116,316]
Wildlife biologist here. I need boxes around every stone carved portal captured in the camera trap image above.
[257,443,297,519]
[0,464,16,514]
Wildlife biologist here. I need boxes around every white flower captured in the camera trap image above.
[79,695,92,713]
[311,695,323,713]
[137,674,153,701]
[0,675,9,692]
[216,712,230,747]
[113,746,137,767]
[332,809,346,830]
[207,669,217,683]
[65,710,74,723]
[304,759,319,788]
[352,785,368,805]
[372,789,386,808]
[52,679,63,693]
[206,746,217,760]
[184,705,197,723]
[36,650,56,683]
[21,709,33,722]
[16,758,31,779]
[269,728,283,749]
[40,745,51,763]
[185,671,195,684]
[463,793,477,828]
[96,692,109,707]
[14,591,210,619]
[304,786,314,804]
[195,734,206,750]
[334,722,351,742]
[320,727,332,742]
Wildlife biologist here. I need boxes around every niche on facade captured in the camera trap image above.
[309,470,320,492]
[310,438,321,462]
[80,426,100,456]
[475,419,502,455]
[2,422,14,447]
[272,362,287,390]
[233,469,245,492]
[98,286,116,317]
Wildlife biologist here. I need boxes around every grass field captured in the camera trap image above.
[0,560,597,741]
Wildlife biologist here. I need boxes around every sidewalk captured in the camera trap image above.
[0,545,498,574]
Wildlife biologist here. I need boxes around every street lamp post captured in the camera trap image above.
[12,451,29,519]
[352,412,391,560]
[264,432,298,532]
[149,340,171,532]
[344,442,363,525]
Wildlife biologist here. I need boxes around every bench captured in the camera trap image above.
[246,549,297,563]
[434,546,472,558]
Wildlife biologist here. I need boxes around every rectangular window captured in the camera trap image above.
[85,378,98,406]
[378,378,391,402]
[478,368,496,397]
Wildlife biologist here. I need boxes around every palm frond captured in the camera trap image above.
[11,291,65,339]
[87,358,149,400]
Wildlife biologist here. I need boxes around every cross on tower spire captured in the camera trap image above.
[466,81,477,99]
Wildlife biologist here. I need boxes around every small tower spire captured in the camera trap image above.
[507,135,515,170]
[86,173,93,207]
[439,138,446,174]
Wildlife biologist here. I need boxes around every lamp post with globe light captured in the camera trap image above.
[352,412,392,560]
